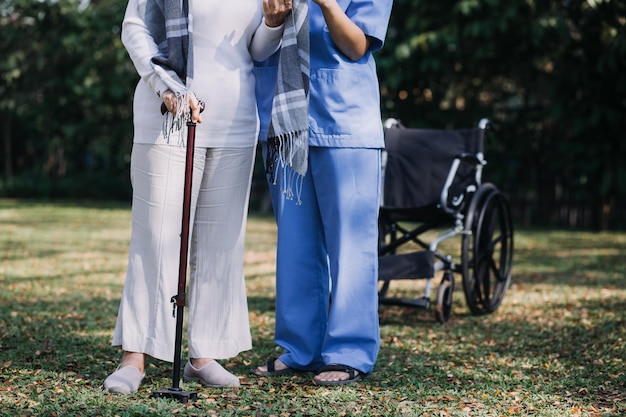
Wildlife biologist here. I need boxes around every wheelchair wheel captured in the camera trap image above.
[461,183,514,315]
[435,271,454,324]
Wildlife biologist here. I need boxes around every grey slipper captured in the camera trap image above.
[183,360,240,388]
[103,366,145,394]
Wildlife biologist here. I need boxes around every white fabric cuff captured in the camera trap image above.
[250,18,284,61]
[261,17,285,36]
[151,78,169,98]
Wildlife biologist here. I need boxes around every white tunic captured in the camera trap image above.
[121,0,283,147]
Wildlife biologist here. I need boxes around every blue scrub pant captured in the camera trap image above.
[264,144,381,374]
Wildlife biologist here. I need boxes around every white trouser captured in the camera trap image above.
[112,143,255,362]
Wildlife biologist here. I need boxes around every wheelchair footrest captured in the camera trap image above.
[378,251,434,281]
[379,296,431,309]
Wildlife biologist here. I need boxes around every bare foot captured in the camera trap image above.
[190,358,215,369]
[119,351,146,374]
[256,358,289,374]
[313,365,362,385]
[313,370,355,383]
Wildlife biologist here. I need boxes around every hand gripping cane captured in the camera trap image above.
[152,101,204,403]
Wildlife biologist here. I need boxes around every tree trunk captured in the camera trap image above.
[2,114,12,178]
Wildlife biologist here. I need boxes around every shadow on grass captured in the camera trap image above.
[246,295,276,316]
[1,294,279,388]
[0,297,123,387]
[374,292,626,410]
[2,288,625,414]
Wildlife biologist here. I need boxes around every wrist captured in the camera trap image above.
[264,17,286,29]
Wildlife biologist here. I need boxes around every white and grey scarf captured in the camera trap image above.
[266,0,310,203]
[143,0,194,142]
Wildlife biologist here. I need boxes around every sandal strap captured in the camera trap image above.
[267,357,278,373]
[317,364,359,378]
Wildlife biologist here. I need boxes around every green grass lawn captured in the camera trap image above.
[0,199,625,416]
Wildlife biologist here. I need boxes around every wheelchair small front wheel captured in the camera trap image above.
[461,183,514,315]
[435,272,454,324]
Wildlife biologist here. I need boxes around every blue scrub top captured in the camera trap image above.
[254,0,393,149]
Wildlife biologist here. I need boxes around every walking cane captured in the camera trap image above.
[152,101,204,403]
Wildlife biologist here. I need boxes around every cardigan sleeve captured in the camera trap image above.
[121,0,169,97]
[249,18,284,62]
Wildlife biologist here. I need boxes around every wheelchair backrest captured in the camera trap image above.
[381,125,485,212]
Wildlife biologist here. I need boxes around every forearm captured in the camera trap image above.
[251,0,291,61]
[313,0,370,61]
[250,19,285,62]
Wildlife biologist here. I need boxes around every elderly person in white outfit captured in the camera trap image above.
[103,0,292,394]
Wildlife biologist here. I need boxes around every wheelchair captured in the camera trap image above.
[378,118,514,323]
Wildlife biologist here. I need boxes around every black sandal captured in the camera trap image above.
[251,357,294,377]
[313,364,365,386]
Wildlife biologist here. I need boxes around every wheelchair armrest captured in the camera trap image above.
[458,152,487,167]
[440,152,486,214]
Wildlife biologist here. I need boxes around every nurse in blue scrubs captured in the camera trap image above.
[254,0,393,385]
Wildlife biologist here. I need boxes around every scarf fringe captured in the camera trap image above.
[162,92,189,146]
[266,130,308,205]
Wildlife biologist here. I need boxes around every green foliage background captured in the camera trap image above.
[377,0,626,229]
[1,0,625,228]
[1,0,134,200]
